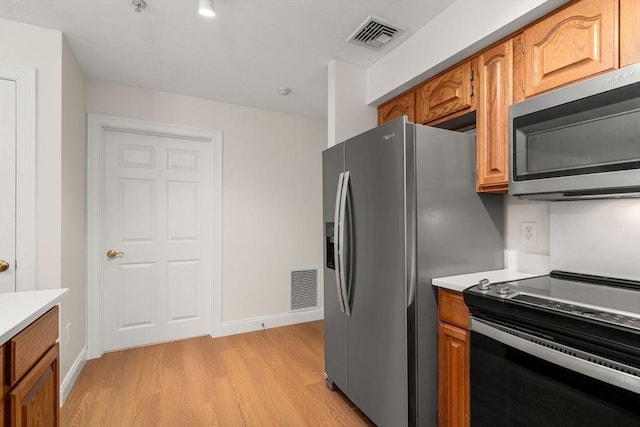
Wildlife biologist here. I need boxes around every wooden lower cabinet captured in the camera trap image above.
[437,288,470,427]
[3,308,60,427]
[9,344,59,427]
[1,345,4,427]
[438,322,469,427]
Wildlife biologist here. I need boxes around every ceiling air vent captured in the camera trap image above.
[347,15,404,49]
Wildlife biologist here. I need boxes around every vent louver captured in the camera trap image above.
[347,15,404,49]
[290,269,318,311]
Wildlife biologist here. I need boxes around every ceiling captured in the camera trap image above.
[0,0,457,119]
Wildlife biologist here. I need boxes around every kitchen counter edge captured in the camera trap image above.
[0,288,69,346]
[432,270,542,293]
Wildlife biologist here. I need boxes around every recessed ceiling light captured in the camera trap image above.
[199,0,216,17]
[278,88,292,96]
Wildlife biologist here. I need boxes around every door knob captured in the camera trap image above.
[106,250,125,259]
[0,260,9,272]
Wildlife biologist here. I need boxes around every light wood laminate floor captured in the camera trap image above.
[62,321,374,426]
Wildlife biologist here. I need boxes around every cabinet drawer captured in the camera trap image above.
[8,306,58,387]
[438,288,469,329]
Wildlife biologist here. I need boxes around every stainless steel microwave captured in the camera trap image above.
[509,63,640,200]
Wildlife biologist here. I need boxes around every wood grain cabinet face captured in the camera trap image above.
[476,39,514,193]
[378,91,415,125]
[9,344,59,427]
[3,308,60,427]
[620,0,640,67]
[523,0,618,97]
[438,322,470,427]
[437,288,470,427]
[8,306,58,387]
[1,345,4,427]
[416,61,473,125]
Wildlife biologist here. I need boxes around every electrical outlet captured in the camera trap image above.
[521,222,537,245]
[66,323,71,345]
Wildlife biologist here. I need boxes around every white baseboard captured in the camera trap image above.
[220,308,324,337]
[60,346,88,406]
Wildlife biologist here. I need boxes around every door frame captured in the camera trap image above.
[0,62,36,291]
[87,114,223,359]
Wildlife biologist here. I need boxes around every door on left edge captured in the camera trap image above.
[0,78,17,293]
[102,129,214,352]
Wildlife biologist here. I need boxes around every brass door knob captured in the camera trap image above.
[106,250,125,259]
[0,260,9,272]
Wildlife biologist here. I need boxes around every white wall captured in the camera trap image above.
[367,0,568,105]
[86,81,327,324]
[0,19,63,290]
[0,19,87,394]
[504,196,550,274]
[60,37,87,391]
[328,59,377,147]
[550,200,640,280]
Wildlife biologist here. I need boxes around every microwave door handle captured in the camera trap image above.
[333,172,346,314]
[343,172,353,317]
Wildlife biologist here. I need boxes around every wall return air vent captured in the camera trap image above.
[290,269,318,311]
[347,15,404,49]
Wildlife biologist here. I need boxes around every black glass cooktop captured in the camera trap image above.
[464,271,640,332]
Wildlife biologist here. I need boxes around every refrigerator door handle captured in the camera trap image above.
[407,249,416,307]
[343,172,353,317]
[338,171,351,317]
[333,172,346,314]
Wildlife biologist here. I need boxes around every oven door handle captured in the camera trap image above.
[470,317,640,395]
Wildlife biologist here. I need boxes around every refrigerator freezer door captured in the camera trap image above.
[322,143,347,392]
[344,119,409,427]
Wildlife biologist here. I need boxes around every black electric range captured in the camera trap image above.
[463,271,640,426]
[463,270,640,371]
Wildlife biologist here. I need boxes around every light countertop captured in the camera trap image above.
[432,270,542,293]
[0,289,68,346]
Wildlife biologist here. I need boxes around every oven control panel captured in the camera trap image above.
[512,293,640,331]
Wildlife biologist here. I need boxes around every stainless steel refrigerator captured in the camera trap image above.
[322,116,504,426]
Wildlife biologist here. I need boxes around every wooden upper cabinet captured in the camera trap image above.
[476,39,514,193]
[378,91,415,125]
[620,0,640,67]
[523,0,618,97]
[416,61,473,125]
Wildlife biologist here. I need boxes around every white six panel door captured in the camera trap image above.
[103,130,214,351]
[0,79,16,293]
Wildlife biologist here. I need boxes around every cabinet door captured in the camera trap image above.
[416,61,472,125]
[1,345,4,427]
[9,344,59,427]
[523,0,618,97]
[378,91,415,125]
[620,0,640,67]
[438,322,469,427]
[476,39,513,193]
